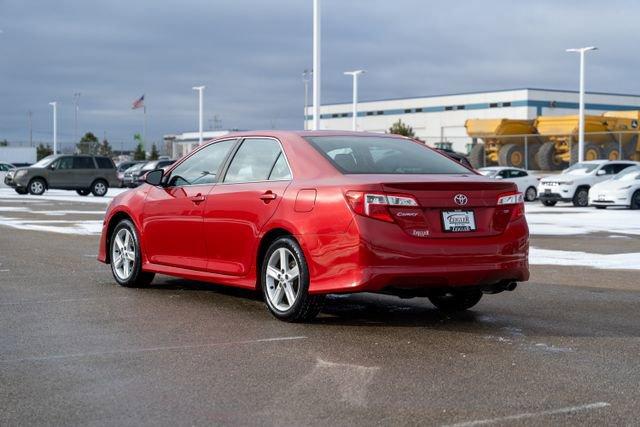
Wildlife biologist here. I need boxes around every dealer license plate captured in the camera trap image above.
[442,210,476,232]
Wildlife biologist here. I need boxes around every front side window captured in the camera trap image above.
[56,157,74,170]
[169,139,235,186]
[306,136,470,174]
[224,138,283,183]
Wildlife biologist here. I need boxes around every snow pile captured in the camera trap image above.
[525,204,640,236]
[530,247,640,270]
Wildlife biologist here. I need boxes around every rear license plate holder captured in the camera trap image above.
[441,210,476,232]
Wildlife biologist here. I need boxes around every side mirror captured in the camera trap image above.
[145,169,164,186]
[596,169,606,176]
[49,164,56,170]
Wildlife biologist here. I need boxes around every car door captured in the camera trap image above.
[204,137,292,276]
[48,156,74,188]
[595,163,620,184]
[73,156,97,188]
[508,169,528,193]
[142,139,236,270]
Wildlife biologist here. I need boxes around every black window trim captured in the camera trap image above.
[219,136,293,185]
[164,138,238,188]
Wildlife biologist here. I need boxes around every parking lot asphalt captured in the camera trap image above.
[1,195,639,426]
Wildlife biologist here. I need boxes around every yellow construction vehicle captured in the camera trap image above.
[465,119,542,169]
[534,113,640,170]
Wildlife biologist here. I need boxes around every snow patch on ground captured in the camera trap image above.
[0,188,127,204]
[530,247,640,270]
[525,204,640,236]
[0,217,102,235]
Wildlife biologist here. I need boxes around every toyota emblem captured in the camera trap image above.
[454,194,468,206]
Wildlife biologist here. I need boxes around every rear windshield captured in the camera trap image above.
[305,136,470,174]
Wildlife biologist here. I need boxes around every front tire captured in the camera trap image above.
[76,189,90,196]
[28,178,46,195]
[91,179,108,197]
[109,219,154,288]
[524,186,537,202]
[429,290,483,312]
[541,200,557,207]
[261,237,324,322]
[631,191,640,210]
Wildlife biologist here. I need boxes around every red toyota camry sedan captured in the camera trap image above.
[98,131,529,321]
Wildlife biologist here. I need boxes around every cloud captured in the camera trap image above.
[1,0,639,149]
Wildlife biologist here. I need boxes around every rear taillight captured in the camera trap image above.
[497,193,524,205]
[344,191,418,223]
[493,193,525,231]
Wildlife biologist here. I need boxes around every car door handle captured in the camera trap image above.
[189,194,206,204]
[260,191,277,201]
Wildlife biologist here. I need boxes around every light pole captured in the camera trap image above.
[566,46,597,163]
[343,70,365,131]
[302,69,312,130]
[312,0,321,130]
[49,102,57,155]
[73,92,81,142]
[192,86,206,145]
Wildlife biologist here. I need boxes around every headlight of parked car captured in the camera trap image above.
[15,170,27,179]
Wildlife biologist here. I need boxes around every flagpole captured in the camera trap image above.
[143,105,147,154]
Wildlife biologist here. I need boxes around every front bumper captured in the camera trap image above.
[538,191,572,203]
[589,191,631,207]
[4,174,25,189]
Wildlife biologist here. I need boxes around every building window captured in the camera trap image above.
[366,111,374,116]
[331,113,339,118]
[489,103,498,108]
[340,113,348,117]
[404,109,412,113]
[415,108,423,113]
[456,105,465,110]
[444,106,453,111]
[502,102,512,107]
[376,111,384,115]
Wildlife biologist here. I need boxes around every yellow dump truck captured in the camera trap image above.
[465,119,542,169]
[534,113,640,170]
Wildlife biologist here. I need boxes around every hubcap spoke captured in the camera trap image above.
[279,249,287,271]
[266,266,280,280]
[287,265,299,281]
[273,284,284,305]
[282,282,296,306]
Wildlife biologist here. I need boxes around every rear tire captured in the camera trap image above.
[571,142,602,164]
[498,144,525,168]
[524,186,537,202]
[572,187,590,207]
[429,290,482,312]
[109,219,154,288]
[76,189,90,196]
[28,178,46,195]
[91,179,108,197]
[601,141,621,161]
[541,200,557,207]
[595,206,607,209]
[261,237,324,322]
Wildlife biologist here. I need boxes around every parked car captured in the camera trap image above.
[115,161,144,187]
[98,131,529,322]
[537,160,639,207]
[478,167,539,201]
[589,166,640,209]
[4,154,119,196]
[0,161,16,188]
[123,160,175,188]
[134,160,176,186]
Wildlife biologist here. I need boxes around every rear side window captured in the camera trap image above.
[95,157,114,169]
[224,138,283,183]
[306,136,470,174]
[73,157,95,169]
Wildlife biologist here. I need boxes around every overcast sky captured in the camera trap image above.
[1,0,639,147]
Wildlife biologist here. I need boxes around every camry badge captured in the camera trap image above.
[454,194,468,206]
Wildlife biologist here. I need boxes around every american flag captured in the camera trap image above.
[131,94,145,110]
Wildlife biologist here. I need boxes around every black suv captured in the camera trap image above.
[5,154,120,196]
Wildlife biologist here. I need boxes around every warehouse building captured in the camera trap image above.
[306,88,640,153]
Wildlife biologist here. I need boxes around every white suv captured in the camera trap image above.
[538,160,639,207]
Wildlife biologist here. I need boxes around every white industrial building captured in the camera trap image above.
[306,88,640,152]
[164,130,232,159]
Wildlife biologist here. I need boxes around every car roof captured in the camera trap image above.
[479,166,525,171]
[210,130,413,141]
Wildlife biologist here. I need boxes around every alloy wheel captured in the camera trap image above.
[112,228,136,280]
[525,187,537,202]
[94,181,107,196]
[30,180,44,195]
[265,247,300,312]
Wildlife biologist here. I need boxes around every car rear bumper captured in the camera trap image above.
[302,216,529,295]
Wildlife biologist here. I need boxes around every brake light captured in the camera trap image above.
[344,191,418,223]
[493,193,525,231]
[497,193,524,205]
